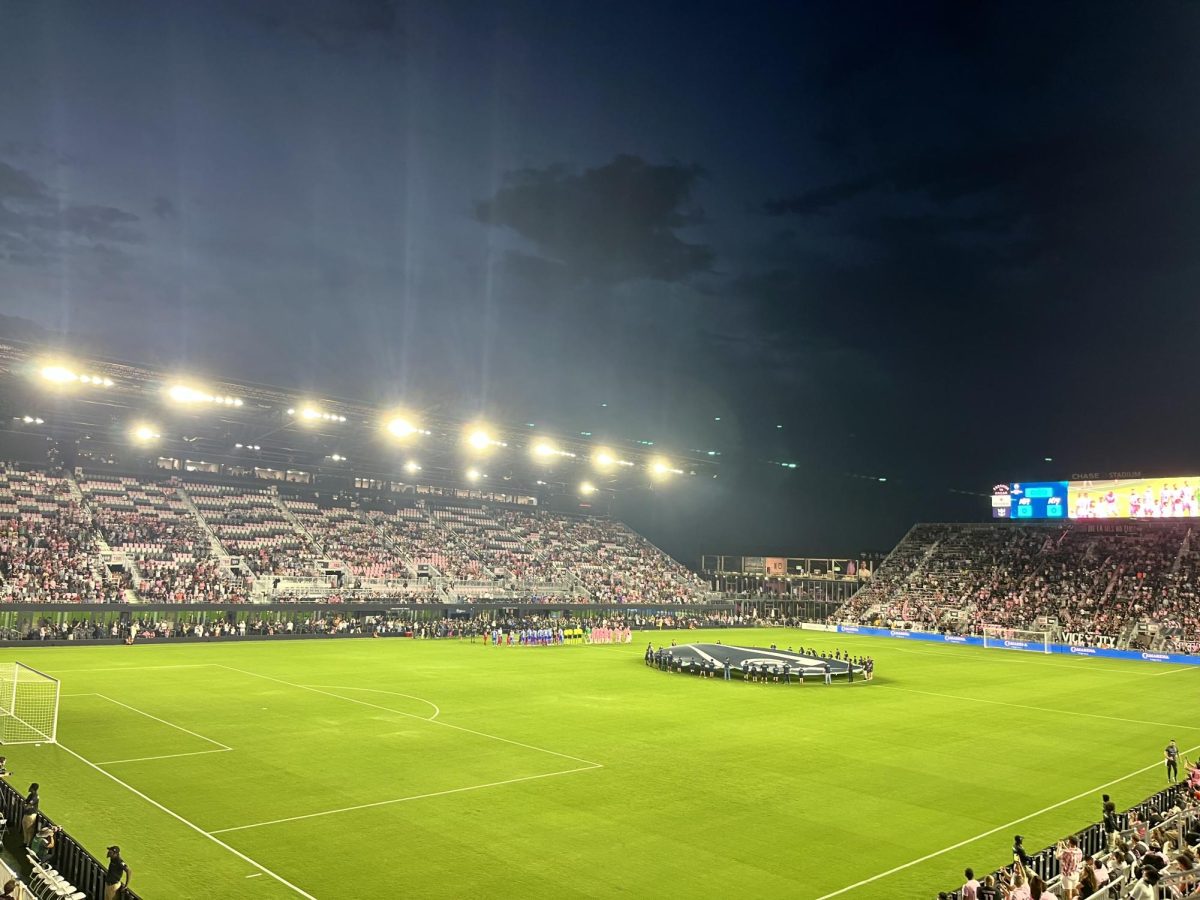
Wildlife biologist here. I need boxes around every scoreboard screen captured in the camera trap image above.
[994,481,1068,519]
[994,475,1200,519]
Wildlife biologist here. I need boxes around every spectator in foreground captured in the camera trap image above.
[1127,865,1159,900]
[21,782,38,845]
[960,867,979,899]
[105,844,131,900]
[0,879,17,900]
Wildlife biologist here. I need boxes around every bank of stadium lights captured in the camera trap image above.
[592,448,634,472]
[327,454,347,462]
[15,416,44,425]
[579,481,597,496]
[465,426,506,453]
[234,443,262,451]
[466,467,484,482]
[286,406,345,424]
[166,384,242,407]
[649,457,685,479]
[38,365,113,388]
[531,440,575,461]
[384,415,429,440]
[404,460,421,474]
[130,424,160,444]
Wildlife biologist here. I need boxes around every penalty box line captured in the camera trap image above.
[214,663,604,769]
[61,692,234,763]
[813,737,1200,900]
[53,741,318,900]
[210,764,600,835]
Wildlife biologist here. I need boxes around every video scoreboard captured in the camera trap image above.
[993,476,1200,520]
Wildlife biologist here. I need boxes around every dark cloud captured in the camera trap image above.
[242,0,403,57]
[476,155,714,286]
[0,159,140,267]
[151,196,177,220]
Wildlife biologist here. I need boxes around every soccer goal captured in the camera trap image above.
[0,663,60,744]
[981,625,1051,654]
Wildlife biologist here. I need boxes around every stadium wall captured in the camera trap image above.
[836,624,1200,665]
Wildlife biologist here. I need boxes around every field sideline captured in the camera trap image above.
[0,629,1194,899]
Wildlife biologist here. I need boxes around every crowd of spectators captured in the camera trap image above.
[839,522,1200,648]
[950,777,1200,899]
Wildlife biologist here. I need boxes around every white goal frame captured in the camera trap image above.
[981,625,1051,654]
[0,662,60,744]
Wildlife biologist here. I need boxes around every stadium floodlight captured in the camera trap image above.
[465,425,506,452]
[649,456,684,479]
[38,364,113,388]
[294,405,346,424]
[386,415,427,440]
[579,481,597,496]
[593,448,633,471]
[166,384,243,407]
[466,467,483,482]
[404,460,421,474]
[130,423,160,444]
[531,440,576,461]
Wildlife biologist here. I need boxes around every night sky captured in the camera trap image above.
[2,1,1199,563]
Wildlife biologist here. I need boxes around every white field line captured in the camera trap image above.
[95,748,232,766]
[875,684,1200,732]
[302,685,440,720]
[210,764,601,835]
[54,741,319,900]
[90,694,232,751]
[813,739,1200,900]
[883,643,1197,675]
[60,693,100,698]
[216,664,602,768]
[47,664,216,674]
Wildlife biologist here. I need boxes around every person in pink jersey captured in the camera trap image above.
[1056,835,1083,899]
[960,867,979,899]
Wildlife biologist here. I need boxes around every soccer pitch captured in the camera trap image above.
[1,629,1194,899]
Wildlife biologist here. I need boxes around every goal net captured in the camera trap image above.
[981,626,1051,654]
[0,663,60,744]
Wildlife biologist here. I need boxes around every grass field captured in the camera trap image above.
[1,629,1195,899]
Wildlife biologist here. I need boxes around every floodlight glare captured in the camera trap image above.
[166,384,243,407]
[38,364,113,388]
[131,423,160,444]
[649,456,684,479]
[466,467,483,482]
[404,460,421,474]
[593,449,615,470]
[468,428,493,450]
[579,481,597,496]
[387,417,419,439]
[40,366,76,383]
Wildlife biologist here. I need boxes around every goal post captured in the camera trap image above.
[981,625,1051,654]
[0,663,60,744]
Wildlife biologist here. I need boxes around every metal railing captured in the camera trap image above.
[0,778,142,900]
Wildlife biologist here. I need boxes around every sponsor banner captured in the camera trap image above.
[835,625,1200,665]
[743,556,766,575]
[800,622,838,632]
[765,557,787,576]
